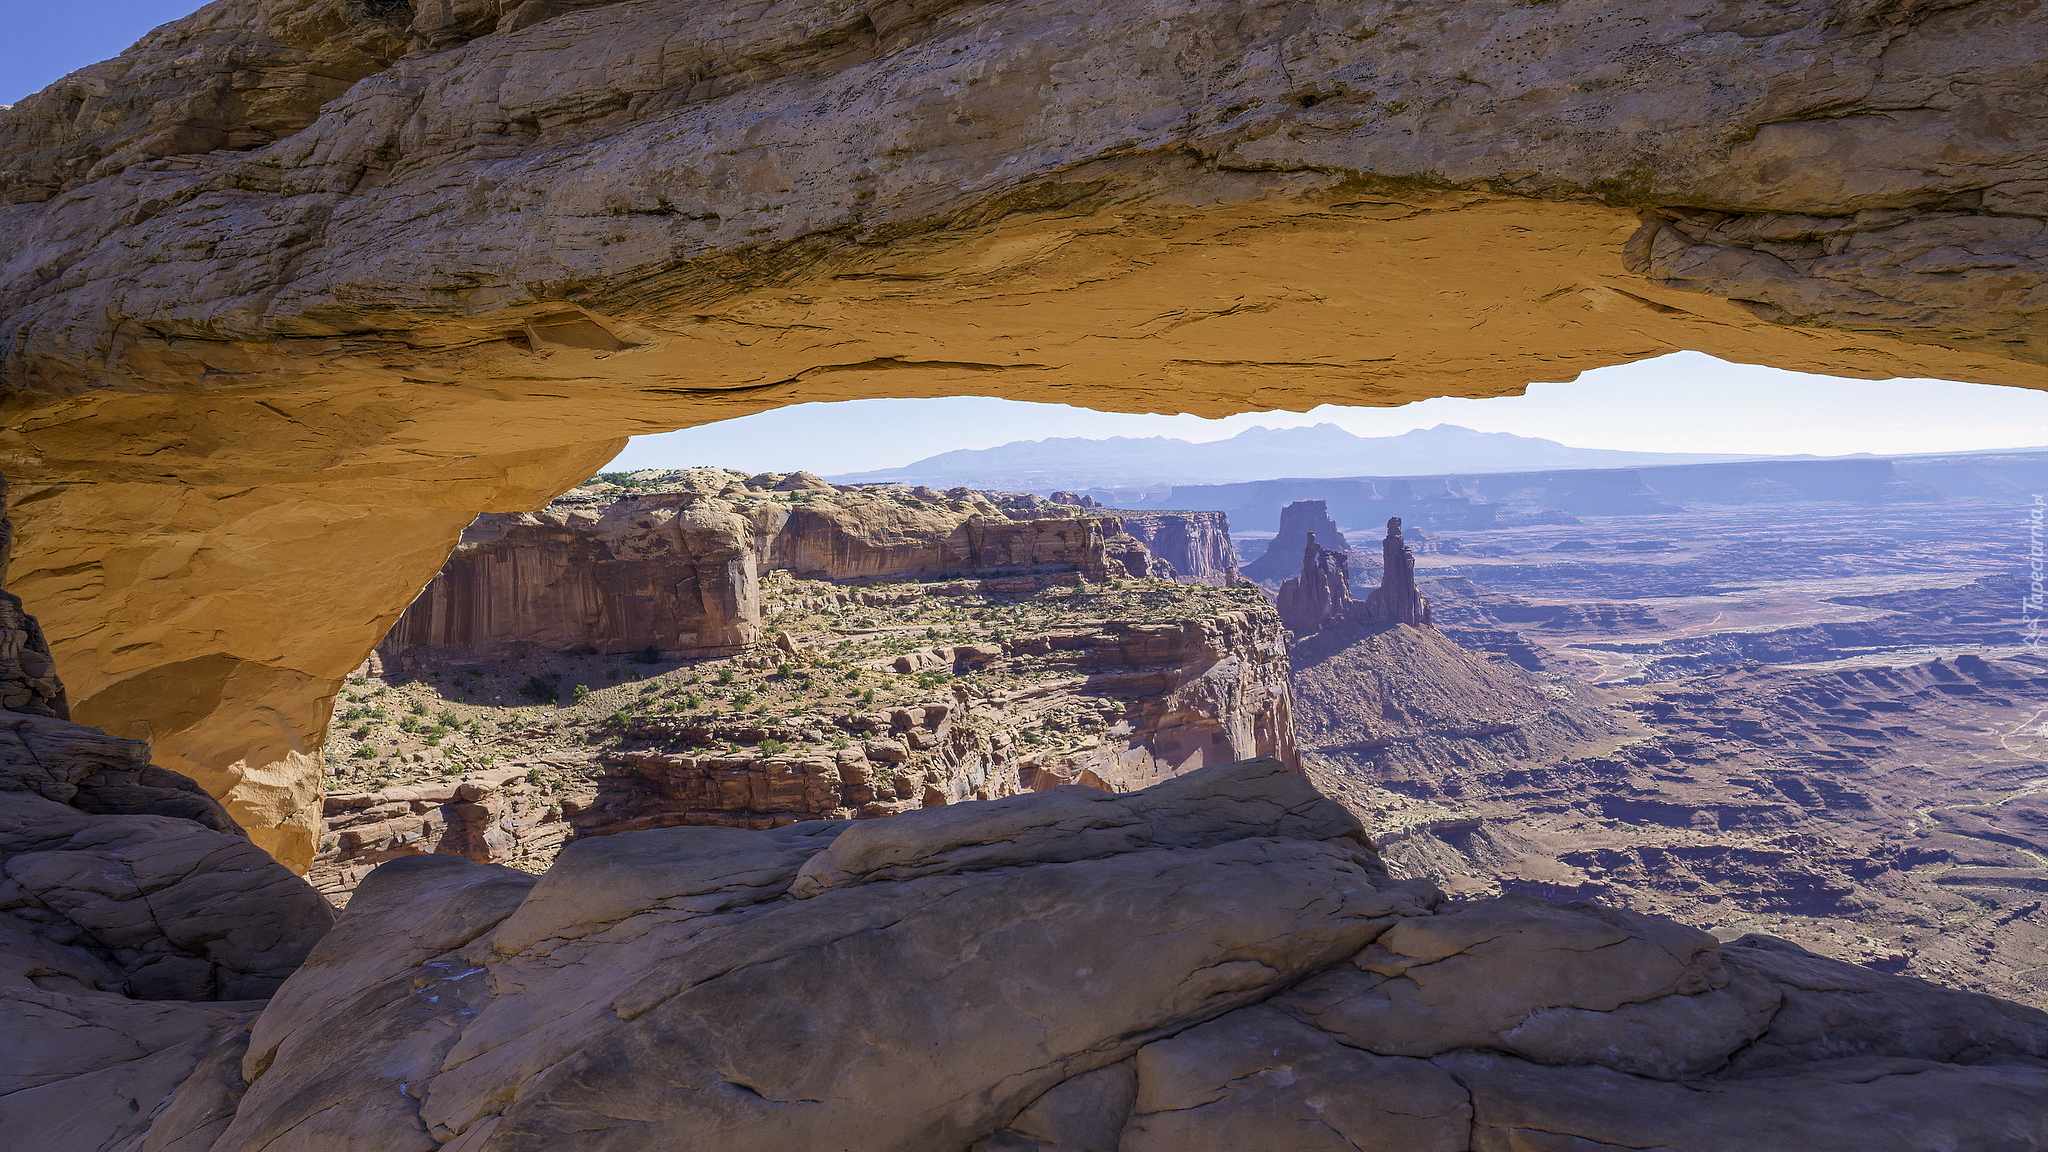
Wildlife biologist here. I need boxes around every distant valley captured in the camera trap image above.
[831,422,1780,492]
[327,448,2048,1008]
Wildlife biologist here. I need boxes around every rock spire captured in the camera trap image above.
[1275,518,1431,634]
[1244,500,1350,587]
[1360,516,1432,626]
[1275,533,1354,633]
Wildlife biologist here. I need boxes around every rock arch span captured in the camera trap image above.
[2,0,2043,866]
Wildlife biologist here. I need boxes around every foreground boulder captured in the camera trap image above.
[0,573,335,1150]
[41,756,2039,1151]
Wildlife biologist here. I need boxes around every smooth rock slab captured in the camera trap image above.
[60,757,2048,1151]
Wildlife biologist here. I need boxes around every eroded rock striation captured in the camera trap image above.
[1276,517,1431,634]
[1113,511,1240,586]
[6,0,2046,875]
[31,757,2048,1152]
[379,472,1157,668]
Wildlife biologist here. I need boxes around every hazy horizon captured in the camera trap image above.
[603,352,2048,476]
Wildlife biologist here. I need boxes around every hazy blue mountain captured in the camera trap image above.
[829,424,1771,491]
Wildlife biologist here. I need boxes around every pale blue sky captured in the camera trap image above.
[0,0,209,104]
[605,353,2048,474]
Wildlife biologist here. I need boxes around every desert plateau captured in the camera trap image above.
[3,0,2048,1148]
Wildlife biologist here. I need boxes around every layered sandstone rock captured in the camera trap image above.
[44,758,2048,1152]
[318,576,1293,897]
[1276,517,1431,634]
[1275,533,1356,634]
[1244,500,1351,588]
[1113,511,1240,586]
[379,474,1154,670]
[588,609,1297,834]
[0,493,336,1149]
[1359,516,1431,626]
[4,0,2046,868]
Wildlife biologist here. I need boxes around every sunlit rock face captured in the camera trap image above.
[2,0,2045,863]
[30,758,2048,1152]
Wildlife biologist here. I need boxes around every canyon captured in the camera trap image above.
[2,0,2047,1146]
[318,474,1286,900]
[1270,481,2048,1009]
[4,0,2046,867]
[8,474,2048,1146]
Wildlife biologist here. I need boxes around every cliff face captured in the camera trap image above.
[1276,517,1432,634]
[1114,511,1241,586]
[379,473,1153,669]
[381,494,762,660]
[318,576,1293,898]
[1243,500,1350,587]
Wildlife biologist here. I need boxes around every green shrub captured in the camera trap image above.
[684,695,702,709]
[409,699,429,716]
[573,684,593,702]
[351,746,378,759]
[758,738,788,756]
[610,710,633,728]
[525,767,545,787]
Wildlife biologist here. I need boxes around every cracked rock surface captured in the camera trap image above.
[0,488,336,1150]
[42,755,2042,1152]
[3,0,2046,864]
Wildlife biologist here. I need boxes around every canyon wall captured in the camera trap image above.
[320,581,1294,898]
[1113,511,1240,586]
[3,0,2045,867]
[379,476,1150,670]
[589,609,1296,831]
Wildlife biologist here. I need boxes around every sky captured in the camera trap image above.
[602,352,2048,475]
[0,0,210,105]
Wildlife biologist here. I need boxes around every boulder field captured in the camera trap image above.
[3,0,2046,865]
[11,755,2048,1152]
[4,512,2045,1148]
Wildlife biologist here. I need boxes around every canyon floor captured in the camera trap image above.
[315,569,1288,900]
[1290,496,2048,1008]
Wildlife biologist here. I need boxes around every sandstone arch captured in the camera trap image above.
[3,0,2043,867]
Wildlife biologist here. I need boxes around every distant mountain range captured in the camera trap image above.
[829,424,1777,491]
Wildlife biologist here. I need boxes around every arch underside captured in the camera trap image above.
[2,0,2042,866]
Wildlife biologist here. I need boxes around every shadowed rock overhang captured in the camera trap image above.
[0,0,2043,865]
